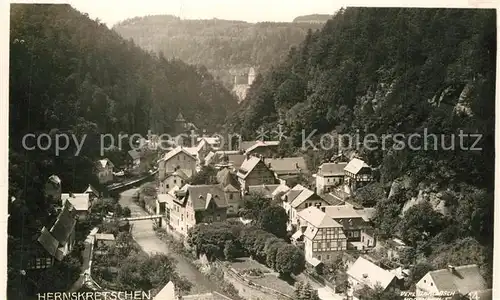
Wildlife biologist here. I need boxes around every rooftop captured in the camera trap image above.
[317,162,348,177]
[298,206,343,229]
[62,193,90,211]
[264,157,308,175]
[344,158,370,175]
[347,256,396,290]
[423,264,487,295]
[244,140,280,154]
[161,146,197,162]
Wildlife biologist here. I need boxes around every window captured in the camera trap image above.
[181,214,183,221]
[174,179,177,184]
[216,215,221,221]
[337,241,343,248]
[166,184,169,189]
[327,255,330,260]
[229,194,233,200]
[317,255,322,260]
[353,231,360,238]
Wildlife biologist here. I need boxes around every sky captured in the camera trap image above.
[64,0,342,27]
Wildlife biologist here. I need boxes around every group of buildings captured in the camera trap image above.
[145,121,491,300]
[24,175,101,271]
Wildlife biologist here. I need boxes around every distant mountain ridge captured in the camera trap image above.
[113,15,324,90]
[293,14,333,23]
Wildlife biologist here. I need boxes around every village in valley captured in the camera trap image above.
[19,111,490,300]
[8,5,495,300]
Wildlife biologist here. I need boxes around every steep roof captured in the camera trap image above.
[290,189,322,208]
[162,146,197,163]
[97,158,114,169]
[227,154,246,169]
[347,257,396,290]
[62,193,90,211]
[299,206,343,229]
[37,227,59,257]
[217,168,240,189]
[237,156,262,179]
[317,162,347,177]
[425,265,487,295]
[344,158,370,175]
[84,185,100,197]
[264,157,308,175]
[49,201,77,246]
[282,184,308,203]
[186,185,228,211]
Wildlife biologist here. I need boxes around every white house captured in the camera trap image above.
[416,264,488,300]
[96,158,114,184]
[315,162,347,194]
[158,147,197,180]
[346,257,397,292]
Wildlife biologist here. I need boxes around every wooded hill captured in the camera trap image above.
[113,15,325,87]
[228,7,495,285]
[9,4,237,296]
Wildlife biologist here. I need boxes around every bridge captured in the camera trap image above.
[106,170,158,192]
[118,214,165,226]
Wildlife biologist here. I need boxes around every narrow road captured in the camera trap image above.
[119,188,225,295]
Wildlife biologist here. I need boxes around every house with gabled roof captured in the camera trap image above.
[61,193,90,218]
[347,256,397,292]
[83,184,100,200]
[316,162,347,194]
[416,264,488,300]
[167,184,228,236]
[264,157,308,177]
[216,168,242,215]
[344,158,373,193]
[281,184,332,230]
[159,170,189,194]
[27,201,77,270]
[236,155,277,193]
[95,158,114,184]
[158,146,197,180]
[294,206,347,265]
[322,205,375,250]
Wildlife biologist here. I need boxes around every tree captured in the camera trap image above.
[257,206,288,239]
[239,192,271,220]
[224,240,239,261]
[400,202,445,246]
[405,261,434,290]
[294,281,320,300]
[354,182,386,207]
[275,244,306,277]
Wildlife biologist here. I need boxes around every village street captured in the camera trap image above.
[118,187,226,295]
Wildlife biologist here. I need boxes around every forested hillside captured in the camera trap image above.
[9,4,236,296]
[113,15,324,87]
[228,7,495,284]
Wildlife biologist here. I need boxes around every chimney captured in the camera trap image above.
[268,163,272,168]
[69,192,74,197]
[447,265,456,273]
[295,162,299,169]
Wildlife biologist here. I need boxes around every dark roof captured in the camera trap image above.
[320,194,345,206]
[217,168,240,190]
[37,227,59,257]
[286,190,303,203]
[186,185,228,211]
[317,162,348,177]
[49,201,76,246]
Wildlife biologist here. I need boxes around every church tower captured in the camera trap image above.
[174,112,187,135]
